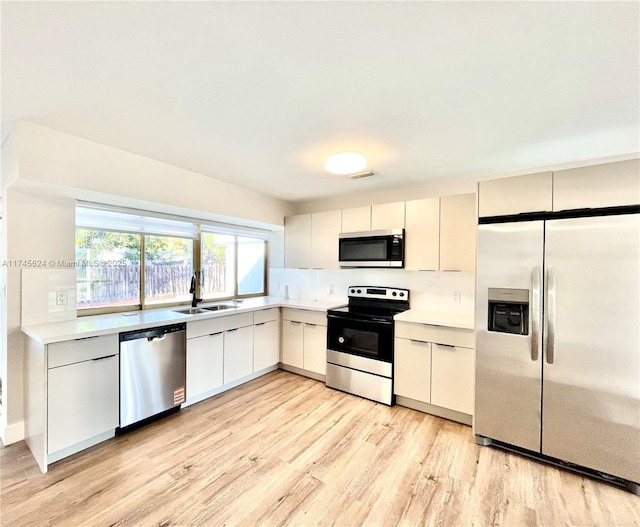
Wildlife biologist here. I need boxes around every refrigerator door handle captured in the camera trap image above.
[531,266,542,361]
[545,266,556,364]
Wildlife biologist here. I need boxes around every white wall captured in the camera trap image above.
[3,190,75,444]
[13,121,292,228]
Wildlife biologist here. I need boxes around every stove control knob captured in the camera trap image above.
[392,291,397,296]
[399,292,405,297]
[357,289,362,293]
[350,289,355,293]
[338,336,346,344]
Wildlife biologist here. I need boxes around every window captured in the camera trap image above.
[76,204,268,314]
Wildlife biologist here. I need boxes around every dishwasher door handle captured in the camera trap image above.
[147,334,167,342]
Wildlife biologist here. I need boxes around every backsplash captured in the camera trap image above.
[269,268,475,315]
[21,269,77,326]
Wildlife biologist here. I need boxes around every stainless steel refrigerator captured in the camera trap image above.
[475,211,640,491]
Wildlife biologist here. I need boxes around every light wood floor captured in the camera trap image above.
[2,370,639,527]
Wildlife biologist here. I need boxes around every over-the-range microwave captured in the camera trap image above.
[338,229,405,268]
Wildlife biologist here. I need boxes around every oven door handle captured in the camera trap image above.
[327,314,393,326]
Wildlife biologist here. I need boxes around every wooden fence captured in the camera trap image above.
[78,264,227,306]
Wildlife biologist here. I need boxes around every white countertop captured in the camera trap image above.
[22,296,347,344]
[394,309,475,330]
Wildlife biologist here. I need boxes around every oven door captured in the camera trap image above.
[327,314,393,362]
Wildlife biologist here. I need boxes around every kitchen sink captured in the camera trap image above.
[173,308,208,315]
[202,304,236,311]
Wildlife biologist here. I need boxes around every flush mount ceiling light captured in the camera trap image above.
[325,152,368,175]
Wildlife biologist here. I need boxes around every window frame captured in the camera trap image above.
[76,207,268,316]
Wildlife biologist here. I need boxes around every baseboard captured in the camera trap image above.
[0,420,25,446]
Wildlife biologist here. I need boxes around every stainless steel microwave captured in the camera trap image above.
[338,229,405,268]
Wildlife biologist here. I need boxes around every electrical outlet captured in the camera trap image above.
[453,291,461,303]
[56,291,67,305]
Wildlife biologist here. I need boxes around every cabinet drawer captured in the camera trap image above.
[282,308,327,326]
[395,321,474,348]
[254,308,280,324]
[187,312,254,339]
[48,334,118,369]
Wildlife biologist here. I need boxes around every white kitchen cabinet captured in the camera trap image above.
[302,322,327,376]
[254,308,280,371]
[186,332,224,400]
[311,210,342,269]
[394,337,431,402]
[553,159,640,211]
[284,214,311,268]
[341,206,371,232]
[394,321,474,422]
[439,193,476,272]
[404,198,440,271]
[478,160,640,218]
[47,335,119,456]
[371,201,406,230]
[430,343,474,415]
[223,325,254,384]
[281,308,328,377]
[282,319,304,368]
[478,171,553,218]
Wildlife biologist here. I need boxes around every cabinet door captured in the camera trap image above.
[440,193,476,272]
[284,214,311,268]
[405,198,439,270]
[341,206,371,232]
[186,333,224,399]
[223,325,254,384]
[311,210,342,269]
[478,172,553,218]
[371,202,405,230]
[253,320,280,371]
[553,159,640,211]
[394,338,431,403]
[431,344,474,415]
[282,319,304,368]
[303,323,327,375]
[48,355,119,454]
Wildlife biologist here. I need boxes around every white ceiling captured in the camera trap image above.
[2,1,638,203]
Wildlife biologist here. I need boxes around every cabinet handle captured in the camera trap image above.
[289,321,302,325]
[305,323,317,327]
[208,331,223,337]
[409,339,428,344]
[92,354,116,361]
[226,328,239,333]
[435,344,456,350]
[255,322,266,327]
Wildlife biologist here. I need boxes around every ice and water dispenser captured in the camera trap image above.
[487,288,529,335]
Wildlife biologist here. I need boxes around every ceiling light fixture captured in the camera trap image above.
[325,152,367,175]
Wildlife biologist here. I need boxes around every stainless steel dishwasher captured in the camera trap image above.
[119,323,186,428]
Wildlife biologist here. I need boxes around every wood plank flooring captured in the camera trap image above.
[2,370,639,526]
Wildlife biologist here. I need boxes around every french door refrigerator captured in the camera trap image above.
[475,210,640,492]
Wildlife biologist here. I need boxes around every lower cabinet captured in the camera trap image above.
[394,321,474,420]
[281,308,327,377]
[394,338,431,402]
[223,325,254,384]
[186,332,224,399]
[253,308,281,372]
[47,335,119,456]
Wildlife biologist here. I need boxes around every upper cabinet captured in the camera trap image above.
[284,214,311,268]
[341,206,371,232]
[440,193,476,272]
[310,210,341,269]
[405,198,439,271]
[371,202,406,230]
[478,171,553,217]
[553,159,640,211]
[478,159,640,218]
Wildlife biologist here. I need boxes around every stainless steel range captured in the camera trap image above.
[326,286,410,405]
